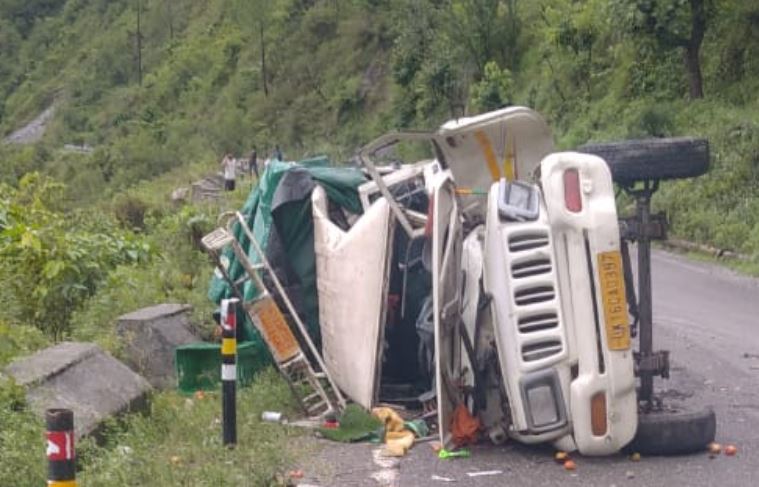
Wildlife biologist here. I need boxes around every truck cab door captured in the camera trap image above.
[431,174,468,447]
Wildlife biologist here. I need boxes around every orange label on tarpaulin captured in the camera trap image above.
[251,296,300,363]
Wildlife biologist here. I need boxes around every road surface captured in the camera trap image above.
[296,250,759,486]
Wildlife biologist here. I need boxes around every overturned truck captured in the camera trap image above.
[203,106,714,457]
[328,107,636,455]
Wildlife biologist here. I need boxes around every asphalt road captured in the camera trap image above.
[297,249,759,486]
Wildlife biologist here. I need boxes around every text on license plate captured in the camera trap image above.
[597,251,631,351]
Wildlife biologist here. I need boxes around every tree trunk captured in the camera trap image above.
[507,0,519,70]
[684,0,706,99]
[683,44,703,99]
[167,0,174,41]
[259,21,268,97]
[137,0,143,86]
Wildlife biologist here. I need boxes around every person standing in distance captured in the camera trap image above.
[248,146,259,179]
[220,152,236,191]
[273,145,283,162]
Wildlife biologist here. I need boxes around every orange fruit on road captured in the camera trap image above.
[707,442,721,454]
[564,459,577,471]
[724,445,737,456]
[555,451,569,463]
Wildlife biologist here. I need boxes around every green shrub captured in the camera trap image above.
[0,377,46,487]
[0,320,48,367]
[0,173,154,338]
[113,194,150,232]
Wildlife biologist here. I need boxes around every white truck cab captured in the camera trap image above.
[317,106,636,455]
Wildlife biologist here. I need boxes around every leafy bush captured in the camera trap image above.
[0,376,46,487]
[469,61,513,113]
[73,203,216,352]
[113,194,150,231]
[0,320,48,367]
[0,173,154,338]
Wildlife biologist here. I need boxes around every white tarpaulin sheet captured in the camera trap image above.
[312,185,393,408]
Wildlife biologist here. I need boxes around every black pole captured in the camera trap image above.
[46,408,77,487]
[221,298,238,446]
[636,185,654,404]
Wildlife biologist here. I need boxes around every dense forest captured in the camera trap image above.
[1,1,758,209]
[1,1,758,483]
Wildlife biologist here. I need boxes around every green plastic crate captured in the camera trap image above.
[175,340,272,394]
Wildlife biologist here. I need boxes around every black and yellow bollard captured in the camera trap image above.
[221,297,238,447]
[46,408,77,487]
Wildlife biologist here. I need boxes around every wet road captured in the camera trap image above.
[298,250,759,486]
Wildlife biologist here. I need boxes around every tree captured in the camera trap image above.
[620,0,714,99]
[469,61,512,112]
[445,0,518,73]
[137,0,143,86]
[128,0,145,86]
[231,0,282,97]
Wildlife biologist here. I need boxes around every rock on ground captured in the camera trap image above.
[4,342,152,438]
[117,303,199,389]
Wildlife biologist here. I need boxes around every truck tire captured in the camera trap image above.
[627,407,716,455]
[578,138,709,184]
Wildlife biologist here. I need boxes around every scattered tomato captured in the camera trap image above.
[563,459,577,471]
[724,445,737,456]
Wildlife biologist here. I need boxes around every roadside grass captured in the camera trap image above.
[659,245,759,278]
[78,368,308,487]
[1,368,308,487]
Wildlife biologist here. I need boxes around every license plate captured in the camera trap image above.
[597,251,631,351]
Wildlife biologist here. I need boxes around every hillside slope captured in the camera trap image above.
[1,0,758,254]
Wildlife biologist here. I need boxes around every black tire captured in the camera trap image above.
[627,407,716,455]
[578,137,709,184]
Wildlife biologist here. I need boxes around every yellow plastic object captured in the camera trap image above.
[372,407,417,457]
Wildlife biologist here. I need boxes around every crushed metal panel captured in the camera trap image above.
[432,176,467,448]
[312,185,393,409]
[435,106,554,219]
[358,160,433,212]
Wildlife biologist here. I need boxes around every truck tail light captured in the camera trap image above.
[590,392,608,436]
[563,169,582,213]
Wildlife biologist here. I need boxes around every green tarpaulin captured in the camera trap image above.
[177,157,366,393]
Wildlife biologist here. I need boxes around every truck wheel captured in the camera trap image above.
[578,138,709,184]
[627,407,716,455]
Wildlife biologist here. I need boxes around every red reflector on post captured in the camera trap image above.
[222,298,238,331]
[563,169,582,213]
